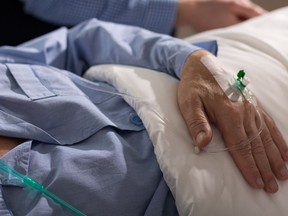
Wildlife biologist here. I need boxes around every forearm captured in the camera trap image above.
[0,18,199,77]
[65,19,200,77]
[21,0,178,34]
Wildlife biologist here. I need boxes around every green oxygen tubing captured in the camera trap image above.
[0,159,87,216]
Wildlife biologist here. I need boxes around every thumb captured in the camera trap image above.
[182,98,212,149]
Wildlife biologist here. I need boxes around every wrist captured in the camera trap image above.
[181,49,210,78]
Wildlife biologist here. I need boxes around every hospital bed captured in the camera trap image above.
[85,6,288,216]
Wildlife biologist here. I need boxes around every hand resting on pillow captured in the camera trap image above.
[178,49,288,193]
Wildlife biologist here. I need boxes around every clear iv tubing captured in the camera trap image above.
[196,74,265,153]
[200,108,264,153]
[0,159,86,216]
[80,77,264,154]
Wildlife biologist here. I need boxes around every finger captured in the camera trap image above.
[262,110,288,161]
[244,106,278,193]
[259,111,288,182]
[232,1,267,19]
[178,94,212,148]
[226,129,264,189]
[218,104,264,189]
[260,122,288,184]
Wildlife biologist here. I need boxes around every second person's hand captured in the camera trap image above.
[176,0,267,32]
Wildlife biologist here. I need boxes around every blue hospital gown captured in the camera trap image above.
[0,19,217,215]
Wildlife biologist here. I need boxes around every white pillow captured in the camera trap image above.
[84,7,288,216]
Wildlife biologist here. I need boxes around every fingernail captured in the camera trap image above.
[196,132,205,145]
[193,146,200,154]
[256,177,264,188]
[280,167,288,178]
[268,180,278,192]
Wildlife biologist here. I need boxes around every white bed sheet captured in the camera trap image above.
[84,7,288,216]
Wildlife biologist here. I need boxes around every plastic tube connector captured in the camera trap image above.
[233,70,250,90]
[196,70,264,154]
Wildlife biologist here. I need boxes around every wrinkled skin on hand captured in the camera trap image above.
[177,50,288,193]
[176,0,267,32]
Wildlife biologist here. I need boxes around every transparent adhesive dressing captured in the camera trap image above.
[198,55,264,153]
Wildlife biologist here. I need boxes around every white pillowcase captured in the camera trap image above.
[84,7,288,216]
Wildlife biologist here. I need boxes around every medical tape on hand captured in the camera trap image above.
[196,55,264,154]
[200,55,243,102]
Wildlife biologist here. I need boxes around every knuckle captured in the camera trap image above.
[251,143,266,155]
[235,144,252,157]
[261,133,273,148]
[226,103,241,115]
[224,105,243,124]
[245,103,256,117]
[188,118,206,131]
[229,113,242,125]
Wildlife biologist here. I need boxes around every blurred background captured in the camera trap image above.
[0,0,287,45]
[253,0,287,10]
[177,0,288,38]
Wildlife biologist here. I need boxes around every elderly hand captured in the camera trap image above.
[177,50,288,193]
[176,0,266,32]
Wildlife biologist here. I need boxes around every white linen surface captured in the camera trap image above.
[84,7,288,216]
